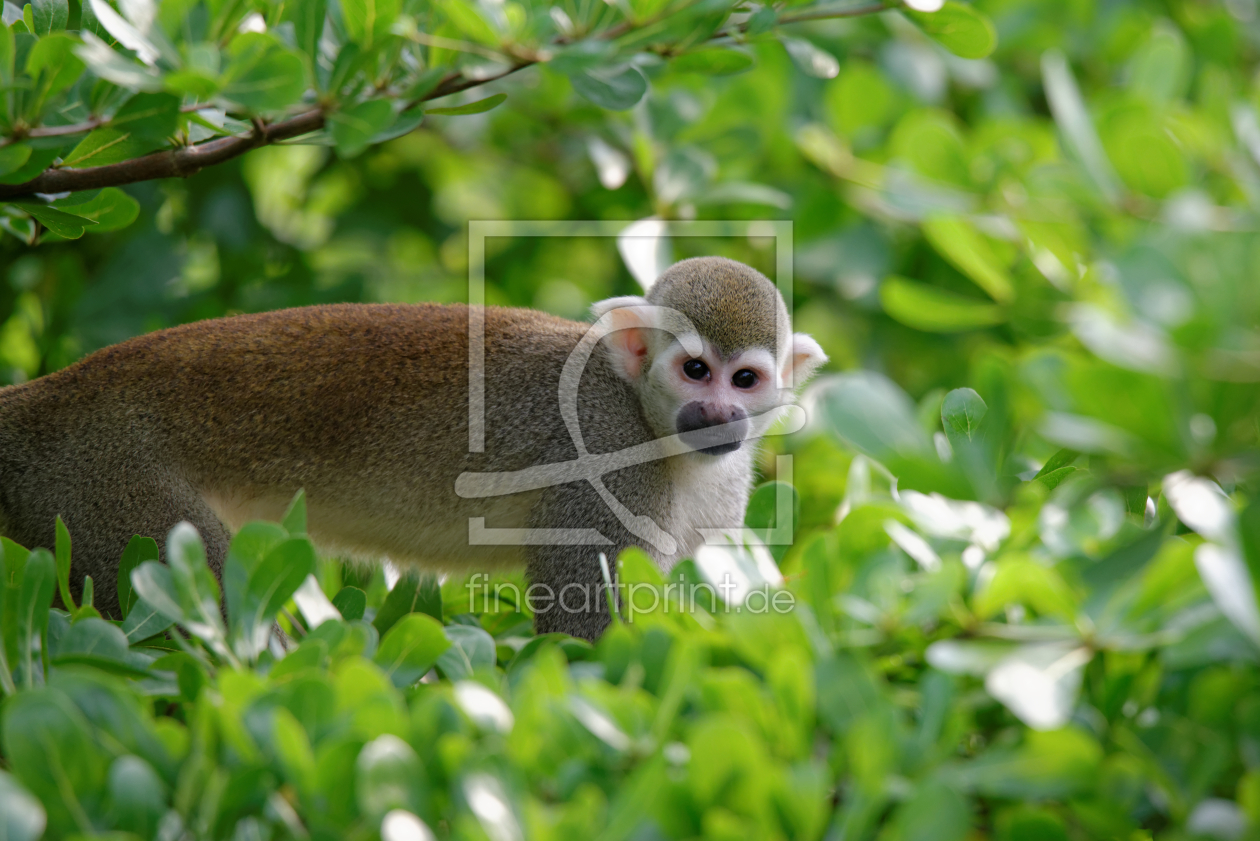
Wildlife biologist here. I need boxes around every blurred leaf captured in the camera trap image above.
[108,755,166,837]
[568,65,647,111]
[425,93,507,116]
[0,770,45,841]
[356,734,424,820]
[284,0,327,60]
[671,47,754,75]
[374,571,442,635]
[28,0,67,34]
[442,0,499,46]
[374,613,450,687]
[942,388,987,440]
[950,728,1101,798]
[54,188,141,232]
[921,217,1014,303]
[13,203,95,239]
[16,549,54,687]
[331,100,396,158]
[881,276,1005,332]
[816,371,933,461]
[341,0,401,48]
[781,37,839,79]
[890,779,971,841]
[905,2,998,59]
[332,586,367,621]
[437,624,496,679]
[222,33,307,112]
[54,515,74,612]
[0,144,32,177]
[0,687,105,836]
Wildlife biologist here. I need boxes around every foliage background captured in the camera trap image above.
[3,0,1260,839]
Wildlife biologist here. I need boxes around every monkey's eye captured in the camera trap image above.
[683,359,709,380]
[732,369,758,389]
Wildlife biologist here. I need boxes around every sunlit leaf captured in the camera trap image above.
[905,2,998,60]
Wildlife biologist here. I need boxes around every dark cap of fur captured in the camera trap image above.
[646,257,787,357]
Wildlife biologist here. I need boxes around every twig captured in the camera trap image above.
[0,3,887,201]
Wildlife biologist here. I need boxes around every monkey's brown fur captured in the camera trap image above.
[0,257,808,640]
[0,303,666,637]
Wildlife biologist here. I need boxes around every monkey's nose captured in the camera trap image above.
[675,402,749,456]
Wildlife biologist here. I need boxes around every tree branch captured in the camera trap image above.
[0,1,885,202]
[0,109,324,199]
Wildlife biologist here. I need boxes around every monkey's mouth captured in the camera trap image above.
[676,403,749,456]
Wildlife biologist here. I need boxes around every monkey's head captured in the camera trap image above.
[591,257,827,456]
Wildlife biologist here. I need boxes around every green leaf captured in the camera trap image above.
[330,99,396,157]
[1034,465,1077,491]
[890,780,971,841]
[436,624,495,680]
[130,561,184,626]
[62,93,180,168]
[247,538,316,624]
[373,613,450,687]
[0,687,105,836]
[1034,448,1079,478]
[51,616,146,674]
[222,33,307,112]
[165,522,224,641]
[920,217,1015,303]
[54,515,75,612]
[905,2,998,60]
[54,187,141,232]
[670,47,754,75]
[233,537,316,658]
[14,203,96,239]
[816,371,932,461]
[120,596,172,641]
[282,489,308,535]
[425,93,507,116]
[942,388,987,440]
[880,276,1006,332]
[568,66,647,111]
[373,571,442,635]
[108,756,166,838]
[0,146,60,185]
[371,110,424,144]
[27,0,68,35]
[949,729,1101,799]
[355,734,425,820]
[63,128,152,167]
[25,33,83,100]
[1099,102,1188,198]
[341,0,401,48]
[441,0,499,46]
[0,144,32,177]
[17,548,54,686]
[781,37,839,79]
[332,586,367,621]
[0,770,46,841]
[284,0,327,61]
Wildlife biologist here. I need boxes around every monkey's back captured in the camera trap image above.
[0,303,660,574]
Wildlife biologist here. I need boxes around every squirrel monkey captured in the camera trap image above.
[0,257,825,639]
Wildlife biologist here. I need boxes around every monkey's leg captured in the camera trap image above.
[525,543,616,641]
[0,457,229,619]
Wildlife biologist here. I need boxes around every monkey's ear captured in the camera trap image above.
[591,295,654,380]
[781,333,828,389]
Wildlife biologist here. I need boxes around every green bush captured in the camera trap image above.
[4,0,1260,839]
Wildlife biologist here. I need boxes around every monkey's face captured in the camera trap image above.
[645,340,783,457]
